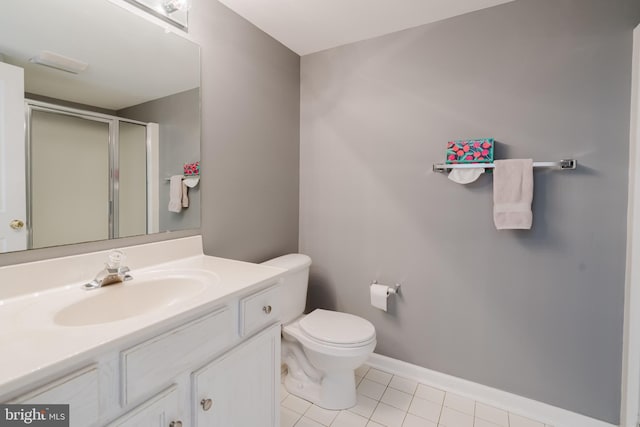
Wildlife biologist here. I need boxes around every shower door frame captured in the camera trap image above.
[24,100,150,249]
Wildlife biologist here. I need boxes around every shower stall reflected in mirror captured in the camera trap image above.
[25,101,159,249]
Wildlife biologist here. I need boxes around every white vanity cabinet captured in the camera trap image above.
[192,324,281,427]
[4,283,283,427]
[0,237,289,427]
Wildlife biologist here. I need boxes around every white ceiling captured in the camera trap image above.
[216,0,516,56]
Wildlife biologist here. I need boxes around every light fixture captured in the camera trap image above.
[29,51,88,74]
[122,0,190,31]
[162,0,191,14]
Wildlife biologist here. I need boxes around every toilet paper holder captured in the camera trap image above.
[371,280,401,295]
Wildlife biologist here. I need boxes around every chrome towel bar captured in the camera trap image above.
[432,159,577,173]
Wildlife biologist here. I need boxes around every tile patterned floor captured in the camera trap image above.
[280,365,552,427]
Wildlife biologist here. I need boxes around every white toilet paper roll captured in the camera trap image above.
[370,284,389,311]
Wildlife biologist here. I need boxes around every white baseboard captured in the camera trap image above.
[367,353,617,427]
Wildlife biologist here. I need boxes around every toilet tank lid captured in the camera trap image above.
[261,254,311,271]
[299,309,376,345]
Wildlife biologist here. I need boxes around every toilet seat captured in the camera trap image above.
[283,309,376,356]
[299,309,376,347]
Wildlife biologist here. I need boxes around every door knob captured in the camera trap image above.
[201,398,213,411]
[263,305,272,314]
[169,422,182,427]
[9,220,24,230]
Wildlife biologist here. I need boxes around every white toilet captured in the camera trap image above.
[262,254,376,410]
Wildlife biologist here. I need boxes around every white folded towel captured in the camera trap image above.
[493,159,533,229]
[168,175,183,213]
[448,168,483,184]
[181,181,189,208]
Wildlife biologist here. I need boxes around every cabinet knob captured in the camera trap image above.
[262,305,272,314]
[201,398,213,411]
[9,219,24,230]
[169,421,183,427]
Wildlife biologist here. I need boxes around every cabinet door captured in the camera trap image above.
[193,324,280,427]
[109,385,181,427]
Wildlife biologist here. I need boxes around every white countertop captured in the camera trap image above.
[0,237,285,397]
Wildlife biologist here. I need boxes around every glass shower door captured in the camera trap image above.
[29,109,111,249]
[118,121,148,238]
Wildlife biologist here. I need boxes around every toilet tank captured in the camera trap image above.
[262,254,311,323]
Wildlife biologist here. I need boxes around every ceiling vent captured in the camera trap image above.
[29,51,88,74]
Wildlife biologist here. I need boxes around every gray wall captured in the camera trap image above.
[299,0,640,423]
[119,88,201,233]
[190,0,301,262]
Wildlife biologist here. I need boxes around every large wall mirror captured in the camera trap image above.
[0,0,201,254]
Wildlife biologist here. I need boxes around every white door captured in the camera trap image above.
[623,23,640,427]
[0,62,26,252]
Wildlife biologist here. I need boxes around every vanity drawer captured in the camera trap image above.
[13,365,99,427]
[240,285,280,337]
[121,307,233,405]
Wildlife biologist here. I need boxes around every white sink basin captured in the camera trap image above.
[53,270,218,327]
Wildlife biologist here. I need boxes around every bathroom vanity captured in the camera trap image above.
[0,237,284,427]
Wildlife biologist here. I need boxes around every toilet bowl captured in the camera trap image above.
[261,254,377,410]
[282,309,376,409]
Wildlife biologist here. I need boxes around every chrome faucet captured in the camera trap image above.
[82,250,133,290]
